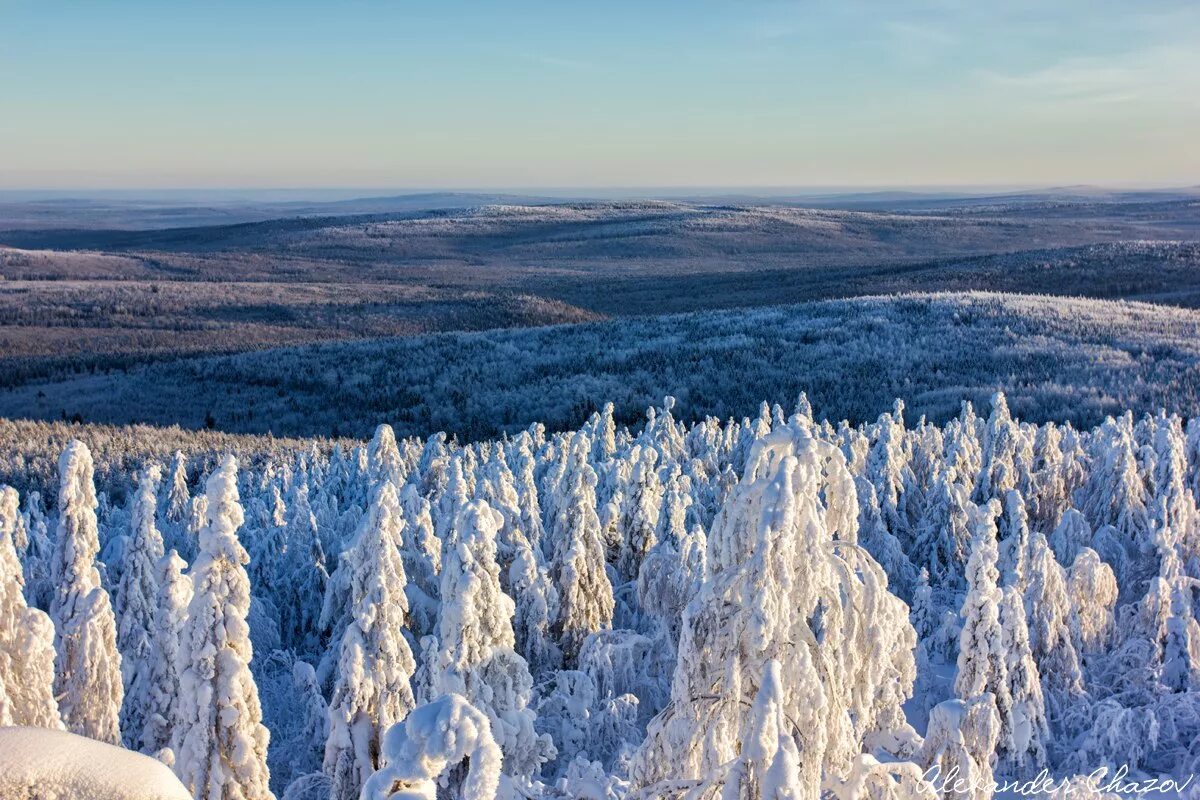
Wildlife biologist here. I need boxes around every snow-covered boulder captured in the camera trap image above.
[0,726,191,800]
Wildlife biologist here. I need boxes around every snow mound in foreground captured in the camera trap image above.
[0,726,191,800]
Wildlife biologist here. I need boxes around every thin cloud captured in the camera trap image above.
[975,46,1200,107]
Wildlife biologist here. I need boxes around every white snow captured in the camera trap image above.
[0,726,191,800]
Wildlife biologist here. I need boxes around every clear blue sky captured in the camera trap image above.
[2,0,1197,189]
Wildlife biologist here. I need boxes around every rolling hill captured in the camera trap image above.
[3,291,1198,439]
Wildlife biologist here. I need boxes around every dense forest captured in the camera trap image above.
[2,391,1198,798]
[5,292,1200,440]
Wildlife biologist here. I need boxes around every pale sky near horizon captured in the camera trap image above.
[2,0,1198,190]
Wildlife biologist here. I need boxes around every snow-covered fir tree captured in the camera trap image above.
[291,660,329,781]
[436,498,554,785]
[360,693,502,800]
[18,490,54,611]
[141,549,193,756]
[1024,531,1085,710]
[116,463,165,748]
[278,482,329,655]
[998,585,1047,774]
[174,455,274,800]
[323,483,417,800]
[49,440,124,744]
[549,453,614,665]
[0,484,61,729]
[955,500,1015,762]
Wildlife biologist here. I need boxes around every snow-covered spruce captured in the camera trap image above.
[323,483,416,800]
[140,549,193,756]
[117,464,166,749]
[0,485,61,729]
[50,440,124,744]
[173,455,274,800]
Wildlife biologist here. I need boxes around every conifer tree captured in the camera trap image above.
[616,445,664,584]
[164,451,190,522]
[1024,531,1085,708]
[279,482,328,655]
[998,586,1047,774]
[914,470,973,590]
[174,456,274,800]
[50,440,124,744]
[323,484,417,800]
[291,660,329,779]
[360,694,502,800]
[1068,548,1118,654]
[717,659,805,799]
[116,464,166,747]
[19,490,54,611]
[437,499,554,783]
[141,550,193,756]
[998,489,1031,590]
[549,461,614,665]
[0,484,61,729]
[955,500,1014,760]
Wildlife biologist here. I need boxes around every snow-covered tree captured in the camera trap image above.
[1029,422,1069,530]
[279,482,328,655]
[1078,417,1149,547]
[323,483,417,800]
[856,475,917,600]
[398,484,440,639]
[141,549,193,756]
[615,445,663,584]
[291,660,328,780]
[437,499,554,783]
[865,408,912,538]
[360,693,502,800]
[174,455,274,800]
[631,423,916,797]
[366,423,406,489]
[179,494,207,566]
[914,469,973,590]
[998,489,1031,590]
[998,586,1047,774]
[550,460,615,665]
[1150,418,1198,565]
[955,500,1014,759]
[117,464,166,747]
[50,440,124,744]
[0,484,61,729]
[509,528,561,679]
[247,485,287,590]
[1068,548,1118,654]
[975,392,1021,504]
[165,451,191,527]
[917,695,1000,800]
[19,490,54,611]
[1049,508,1092,569]
[1024,531,1085,708]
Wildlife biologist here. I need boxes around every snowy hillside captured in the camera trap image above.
[2,391,1199,798]
[4,291,1200,439]
[5,200,1198,274]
